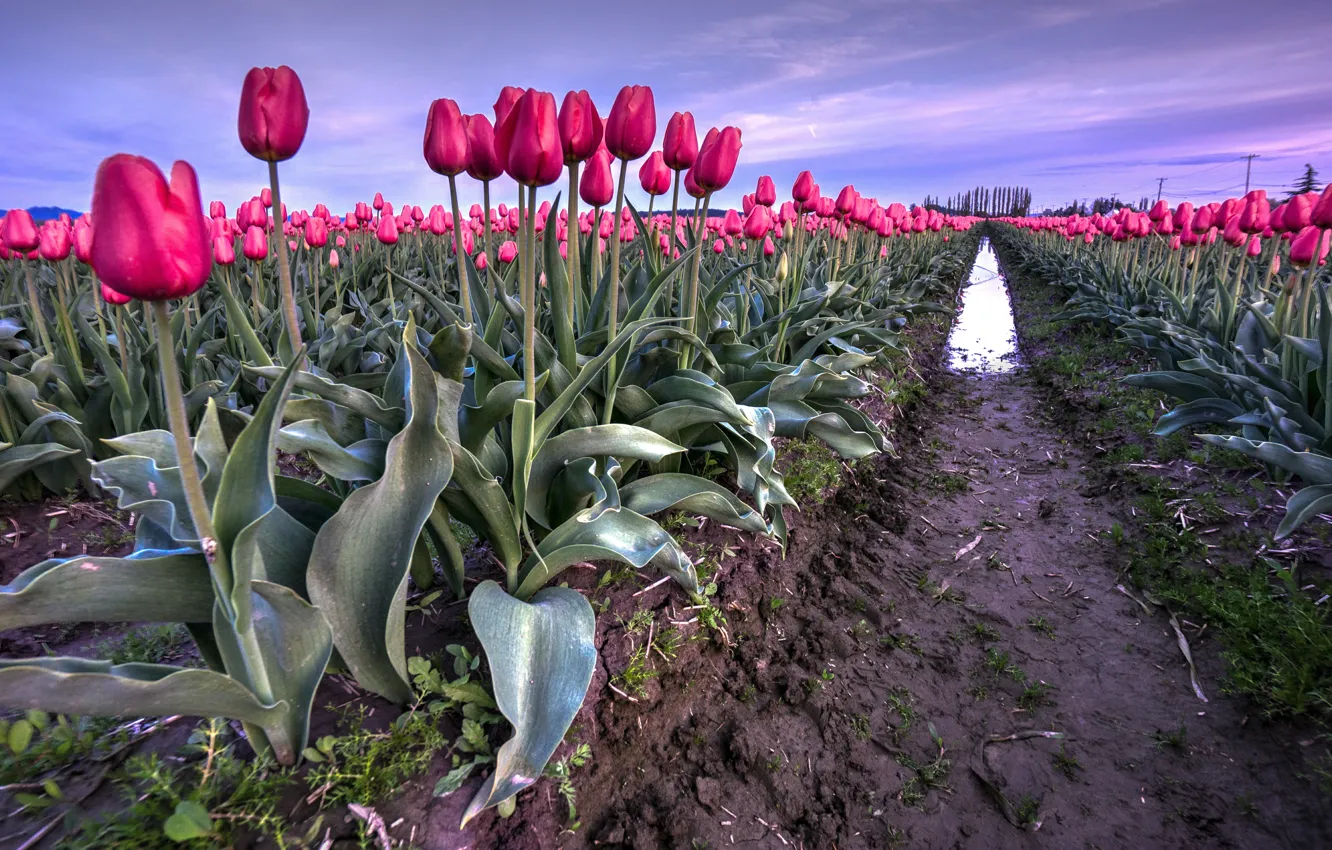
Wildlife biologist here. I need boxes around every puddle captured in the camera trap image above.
[947,237,1018,373]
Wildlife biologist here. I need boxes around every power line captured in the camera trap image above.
[1243,153,1260,194]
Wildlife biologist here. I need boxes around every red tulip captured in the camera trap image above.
[210,200,227,219]
[1290,225,1327,267]
[743,205,769,240]
[722,208,743,236]
[684,168,706,200]
[604,85,656,161]
[90,155,211,301]
[495,89,563,187]
[639,151,671,196]
[558,90,603,164]
[38,222,72,261]
[1312,184,1332,230]
[305,216,328,247]
[1222,215,1246,247]
[238,66,308,162]
[493,86,525,128]
[662,111,698,171]
[214,234,236,265]
[376,213,399,245]
[499,240,519,263]
[792,171,815,204]
[73,217,94,264]
[373,193,385,211]
[580,148,615,207]
[243,225,268,260]
[835,185,857,216]
[101,281,133,305]
[1192,205,1214,234]
[1148,199,1169,222]
[755,175,776,207]
[712,238,725,254]
[1238,196,1270,235]
[690,127,742,193]
[424,98,470,176]
[1,209,38,250]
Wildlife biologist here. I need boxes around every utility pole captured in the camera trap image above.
[1155,177,1166,202]
[1243,154,1259,194]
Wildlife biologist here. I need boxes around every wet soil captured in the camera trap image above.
[458,273,1332,848]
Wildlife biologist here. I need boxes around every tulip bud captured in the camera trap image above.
[580,148,615,208]
[210,200,227,219]
[305,216,328,248]
[1,209,39,251]
[495,89,563,187]
[493,86,525,128]
[712,238,725,254]
[475,251,488,270]
[792,171,815,204]
[763,236,775,257]
[373,192,385,211]
[101,282,133,305]
[558,90,603,164]
[328,249,339,268]
[756,175,776,207]
[214,235,236,265]
[639,151,671,196]
[691,127,742,193]
[605,85,656,161]
[73,217,94,264]
[684,168,706,200]
[776,252,789,282]
[39,222,72,261]
[90,155,211,301]
[238,66,309,162]
[424,98,470,176]
[499,240,518,263]
[722,208,743,237]
[743,205,770,241]
[1313,184,1332,230]
[243,225,268,260]
[376,214,399,245]
[1290,225,1329,268]
[662,111,698,171]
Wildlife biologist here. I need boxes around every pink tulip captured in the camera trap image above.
[243,225,268,260]
[90,155,211,301]
[662,111,698,171]
[639,151,671,196]
[424,98,470,176]
[238,65,309,162]
[580,148,615,208]
[558,90,603,164]
[604,85,655,161]
[499,240,519,263]
[755,175,776,207]
[690,127,742,193]
[214,235,236,265]
[1,208,38,251]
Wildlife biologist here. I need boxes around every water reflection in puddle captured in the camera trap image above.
[947,238,1018,373]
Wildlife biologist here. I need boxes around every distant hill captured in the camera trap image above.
[0,206,85,222]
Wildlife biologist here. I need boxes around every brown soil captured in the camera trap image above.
[452,295,1331,848]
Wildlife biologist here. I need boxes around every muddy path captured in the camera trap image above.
[470,270,1332,849]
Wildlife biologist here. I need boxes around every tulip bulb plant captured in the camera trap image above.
[0,74,977,831]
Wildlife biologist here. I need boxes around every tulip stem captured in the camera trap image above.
[602,159,629,425]
[267,161,303,367]
[19,257,53,354]
[666,171,682,313]
[523,186,538,403]
[482,181,496,302]
[149,299,218,554]
[567,165,581,331]
[681,192,712,369]
[447,174,471,327]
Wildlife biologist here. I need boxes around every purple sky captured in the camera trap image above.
[4,0,1330,216]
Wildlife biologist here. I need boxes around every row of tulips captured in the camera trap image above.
[0,65,976,827]
[991,186,1332,538]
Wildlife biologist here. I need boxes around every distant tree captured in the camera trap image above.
[1286,163,1321,200]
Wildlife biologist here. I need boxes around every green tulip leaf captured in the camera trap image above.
[461,581,596,826]
[277,420,387,482]
[619,473,769,534]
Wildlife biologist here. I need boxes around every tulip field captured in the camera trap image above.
[2,65,1331,849]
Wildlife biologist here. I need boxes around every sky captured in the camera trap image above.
[4,0,1331,217]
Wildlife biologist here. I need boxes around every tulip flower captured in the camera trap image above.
[328,249,339,268]
[424,98,470,176]
[101,282,132,305]
[1,209,39,250]
[475,251,488,271]
[558,90,603,164]
[691,127,742,193]
[1313,185,1332,230]
[1290,225,1328,267]
[712,238,725,254]
[763,236,775,257]
[238,66,308,163]
[373,192,385,211]
[663,111,698,171]
[38,222,72,261]
[743,205,770,241]
[495,89,562,187]
[243,225,269,260]
[493,86,525,128]
[639,152,671,196]
[377,214,399,245]
[580,148,614,208]
[261,187,273,208]
[684,169,706,199]
[212,234,235,265]
[499,240,519,263]
[722,209,743,237]
[756,176,776,207]
[604,85,655,161]
[73,217,94,264]
[90,155,210,301]
[792,171,815,204]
